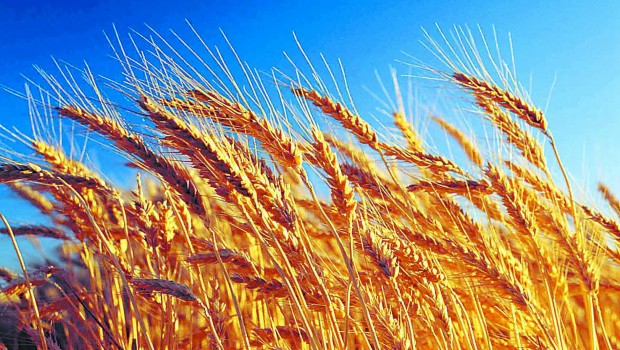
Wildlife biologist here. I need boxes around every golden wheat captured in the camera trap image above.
[0,26,618,350]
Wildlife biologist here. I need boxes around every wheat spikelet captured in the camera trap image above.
[33,140,128,225]
[130,278,196,302]
[8,182,54,216]
[230,273,286,297]
[341,163,398,199]
[141,96,303,255]
[385,234,445,283]
[309,127,357,218]
[581,204,620,239]
[598,183,620,219]
[0,163,107,191]
[393,220,535,313]
[365,294,413,349]
[56,105,206,217]
[485,164,547,249]
[505,160,569,209]
[431,116,483,167]
[32,141,97,179]
[407,179,491,196]
[0,226,69,240]
[293,87,380,150]
[139,95,254,199]
[453,72,548,133]
[187,249,255,273]
[359,224,399,278]
[188,89,303,169]
[478,98,549,172]
[226,137,299,231]
[2,278,48,297]
[393,111,424,152]
[382,145,464,176]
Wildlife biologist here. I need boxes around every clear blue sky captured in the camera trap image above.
[1,1,620,267]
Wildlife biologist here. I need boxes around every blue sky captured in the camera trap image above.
[1,1,620,267]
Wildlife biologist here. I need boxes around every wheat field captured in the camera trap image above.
[0,26,619,350]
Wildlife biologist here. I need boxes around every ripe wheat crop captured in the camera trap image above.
[0,26,619,350]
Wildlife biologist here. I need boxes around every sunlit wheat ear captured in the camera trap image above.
[32,140,98,178]
[581,204,620,239]
[230,273,287,297]
[8,182,54,215]
[431,116,484,167]
[138,95,252,196]
[407,179,492,196]
[381,145,465,176]
[452,72,548,133]
[187,89,304,169]
[393,111,424,152]
[56,105,207,217]
[598,183,620,218]
[308,127,356,218]
[293,87,380,150]
[2,278,49,296]
[0,163,109,192]
[474,93,549,172]
[187,249,257,273]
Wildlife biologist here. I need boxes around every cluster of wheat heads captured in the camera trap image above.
[1,27,620,350]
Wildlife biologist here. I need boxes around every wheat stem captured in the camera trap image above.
[1,214,48,350]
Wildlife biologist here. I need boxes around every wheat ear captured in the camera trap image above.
[293,87,380,150]
[56,106,206,217]
[453,72,547,133]
[598,183,620,219]
[431,116,483,167]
